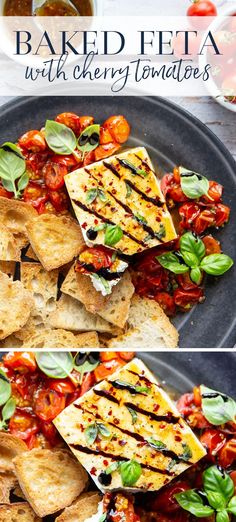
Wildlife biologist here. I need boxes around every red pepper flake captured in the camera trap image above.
[175,435,182,442]
[159,423,166,429]
[111,189,117,195]
[118,440,127,447]
[156,216,161,222]
[146,188,152,193]
[113,418,120,425]
[82,222,87,229]
[153,404,160,412]
[94,219,98,225]
[103,460,109,466]
[90,467,97,476]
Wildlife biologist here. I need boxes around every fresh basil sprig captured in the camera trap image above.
[105,224,123,247]
[36,352,74,379]
[85,422,111,445]
[0,143,28,198]
[78,124,100,156]
[179,167,209,199]
[105,459,142,487]
[175,466,236,519]
[157,232,233,284]
[0,397,16,430]
[200,385,236,426]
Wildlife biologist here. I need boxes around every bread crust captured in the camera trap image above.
[0,272,34,340]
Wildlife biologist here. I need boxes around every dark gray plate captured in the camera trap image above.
[0,96,235,348]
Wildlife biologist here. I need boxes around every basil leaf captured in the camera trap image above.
[181,443,193,461]
[105,225,123,247]
[126,182,132,197]
[135,386,150,394]
[1,142,24,158]
[78,124,100,154]
[2,397,16,422]
[97,423,111,438]
[216,510,230,522]
[86,189,98,204]
[181,251,199,268]
[227,495,236,515]
[180,167,209,199]
[105,461,121,475]
[200,254,233,276]
[127,407,137,425]
[0,369,11,407]
[135,213,147,225]
[17,171,29,192]
[36,352,74,379]
[180,232,205,262]
[190,267,202,285]
[99,514,107,522]
[120,159,147,177]
[201,385,236,425]
[119,460,142,487]
[203,466,234,503]
[157,253,189,274]
[74,358,99,383]
[45,120,77,155]
[147,437,167,451]
[98,189,107,203]
[175,490,215,517]
[207,491,226,510]
[155,223,166,240]
[85,423,98,445]
[0,148,26,198]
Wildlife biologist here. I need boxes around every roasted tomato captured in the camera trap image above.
[103,115,130,144]
[201,181,223,203]
[50,154,79,168]
[43,162,67,190]
[9,409,40,441]
[200,429,227,460]
[118,352,136,362]
[80,372,95,396]
[202,235,221,255]
[0,186,13,198]
[100,125,114,145]
[94,358,125,382]
[194,209,216,234]
[55,112,81,135]
[26,151,49,179]
[33,389,66,422]
[48,379,76,394]
[154,291,176,316]
[188,411,211,430]
[23,182,48,210]
[179,202,201,229]
[77,246,113,271]
[177,272,201,291]
[79,115,94,132]
[48,189,69,212]
[19,130,47,153]
[150,482,190,514]
[160,174,174,198]
[83,150,96,166]
[214,204,230,227]
[173,288,204,311]
[218,438,236,468]
[40,421,60,446]
[177,393,194,417]
[3,352,37,372]
[95,142,121,161]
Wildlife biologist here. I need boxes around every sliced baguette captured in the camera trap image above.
[0,223,21,261]
[0,272,34,340]
[22,328,99,348]
[0,472,18,503]
[20,262,58,320]
[98,271,134,328]
[25,245,39,261]
[107,295,179,349]
[0,433,28,473]
[0,503,42,522]
[61,265,108,314]
[26,214,86,271]
[0,261,16,278]
[49,294,120,334]
[0,197,37,235]
[55,492,101,522]
[13,449,88,517]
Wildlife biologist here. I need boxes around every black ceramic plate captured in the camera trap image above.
[0,96,235,348]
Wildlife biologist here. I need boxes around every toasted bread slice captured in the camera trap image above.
[0,503,41,522]
[26,214,86,271]
[0,223,21,261]
[0,261,16,278]
[0,197,37,235]
[0,272,34,340]
[0,334,23,348]
[107,295,179,349]
[13,449,89,518]
[22,328,99,348]
[0,472,18,503]
[20,262,58,320]
[61,265,108,314]
[0,433,28,473]
[25,245,39,261]
[98,271,134,328]
[49,294,119,334]
[55,492,101,522]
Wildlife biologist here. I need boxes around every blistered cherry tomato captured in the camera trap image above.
[50,154,79,168]
[94,359,125,382]
[77,246,113,271]
[118,352,135,362]
[188,411,211,429]
[174,288,204,310]
[155,291,176,316]
[9,409,40,440]
[83,150,96,166]
[218,438,236,468]
[202,235,221,255]
[103,115,130,144]
[193,209,216,234]
[150,482,190,514]
[48,189,69,212]
[34,389,66,422]
[160,174,173,198]
[95,142,121,161]
[193,386,202,407]
[0,186,13,198]
[3,352,37,372]
[55,112,81,135]
[19,130,47,153]
[40,421,60,446]
[202,181,223,203]
[49,378,76,394]
[179,202,201,229]
[200,429,226,459]
[177,393,194,417]
[80,372,95,396]
[177,272,201,291]
[100,125,114,145]
[214,204,230,227]
[26,152,49,179]
[169,185,188,203]
[23,183,48,210]
[79,115,94,132]
[43,162,67,190]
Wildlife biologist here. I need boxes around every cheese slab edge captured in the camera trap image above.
[54,358,206,493]
[65,147,177,256]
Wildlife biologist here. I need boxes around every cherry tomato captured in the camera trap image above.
[103,115,130,144]
[177,393,194,417]
[100,352,119,362]
[118,352,135,362]
[40,421,60,446]
[83,150,96,166]
[100,125,114,145]
[150,481,190,513]
[26,152,49,179]
[155,291,176,316]
[200,429,226,458]
[0,186,13,198]
[3,352,37,372]
[95,142,121,161]
[19,130,47,153]
[50,154,79,168]
[169,185,188,203]
[193,209,216,235]
[55,112,81,135]
[94,358,125,382]
[48,379,76,394]
[179,202,201,229]
[9,409,40,440]
[187,0,217,18]
[177,272,201,291]
[214,204,230,227]
[202,235,221,255]
[23,182,48,211]
[218,438,236,468]
[34,389,66,422]
[80,372,95,396]
[174,288,204,310]
[193,386,202,407]
[188,411,211,429]
[43,162,67,190]
[77,246,113,271]
[79,115,94,132]
[48,189,69,213]
[201,181,223,203]
[160,174,174,198]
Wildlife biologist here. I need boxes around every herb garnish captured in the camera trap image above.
[200,385,236,426]
[77,124,100,156]
[147,437,167,451]
[0,369,16,430]
[105,459,142,487]
[179,167,209,199]
[85,422,111,445]
[36,352,74,379]
[0,142,28,198]
[104,225,123,247]
[110,380,150,395]
[86,188,107,205]
[181,443,193,461]
[120,159,148,177]
[127,407,138,425]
